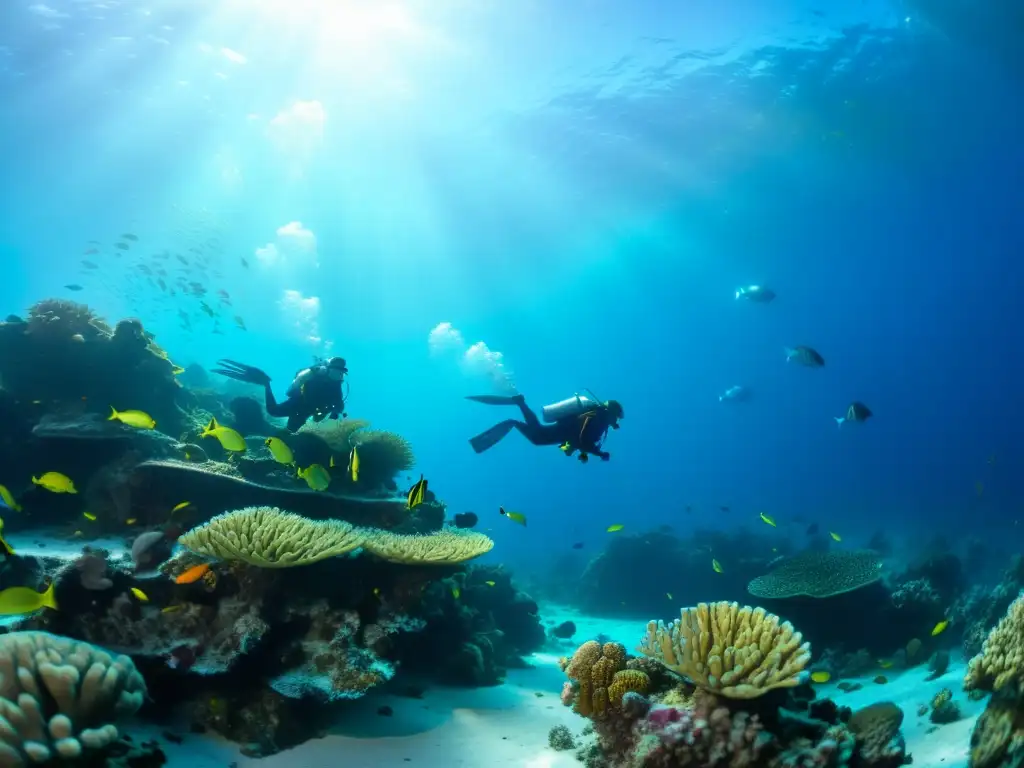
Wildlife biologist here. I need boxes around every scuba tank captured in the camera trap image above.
[542,391,601,423]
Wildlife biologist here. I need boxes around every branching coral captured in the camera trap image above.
[747,550,883,598]
[178,506,365,567]
[0,631,146,765]
[637,602,810,699]
[965,593,1024,693]
[361,527,494,564]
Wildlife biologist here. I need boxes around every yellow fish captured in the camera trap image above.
[373,588,381,596]
[0,484,22,512]
[184,451,191,461]
[348,446,360,483]
[931,620,949,637]
[877,659,894,669]
[200,418,247,452]
[712,559,723,573]
[606,524,625,533]
[329,455,336,468]
[130,587,149,602]
[72,530,83,538]
[0,518,15,556]
[82,512,97,521]
[759,512,776,527]
[171,501,191,514]
[486,581,496,587]
[264,437,294,466]
[126,518,137,525]
[667,592,673,600]
[499,506,527,526]
[108,406,156,430]
[407,476,428,509]
[31,472,77,494]
[829,531,842,542]
[297,464,331,492]
[810,671,831,684]
[171,365,185,375]
[0,582,57,615]
[452,586,461,599]
[161,605,183,614]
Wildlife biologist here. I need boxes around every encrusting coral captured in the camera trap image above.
[178,506,365,567]
[637,601,810,699]
[0,631,146,765]
[965,593,1024,693]
[747,550,884,598]
[361,527,494,564]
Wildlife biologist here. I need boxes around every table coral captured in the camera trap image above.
[747,550,884,598]
[637,602,810,699]
[178,506,365,567]
[361,527,494,564]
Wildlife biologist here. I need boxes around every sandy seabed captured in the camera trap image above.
[133,604,983,768]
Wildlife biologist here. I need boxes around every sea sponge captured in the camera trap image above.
[966,593,1024,692]
[360,527,493,564]
[561,641,633,718]
[0,631,146,765]
[297,418,369,453]
[637,601,810,699]
[178,507,365,567]
[747,550,884,598]
[608,669,650,707]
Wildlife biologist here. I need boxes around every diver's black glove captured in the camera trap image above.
[329,409,340,420]
[600,452,611,461]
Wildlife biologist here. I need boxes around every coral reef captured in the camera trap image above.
[747,550,884,599]
[0,631,146,764]
[951,555,1024,657]
[637,602,810,699]
[559,624,907,768]
[929,688,962,724]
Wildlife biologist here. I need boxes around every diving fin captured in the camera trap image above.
[469,420,517,454]
[465,395,524,406]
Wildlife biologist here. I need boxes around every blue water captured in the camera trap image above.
[1,0,1021,575]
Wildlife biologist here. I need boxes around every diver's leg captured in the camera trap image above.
[265,387,293,417]
[511,421,562,447]
[286,414,307,432]
[514,399,542,428]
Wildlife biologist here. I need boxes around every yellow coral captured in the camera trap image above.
[966,593,1024,692]
[561,640,634,718]
[608,669,650,707]
[178,507,364,567]
[637,601,810,699]
[360,528,493,564]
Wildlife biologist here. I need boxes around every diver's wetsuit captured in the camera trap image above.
[265,369,344,432]
[467,394,618,461]
[213,358,347,432]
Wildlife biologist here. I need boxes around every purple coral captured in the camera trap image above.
[633,702,770,767]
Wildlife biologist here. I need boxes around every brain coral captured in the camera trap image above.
[965,593,1024,693]
[178,507,365,567]
[638,601,810,699]
[0,631,146,765]
[747,550,883,599]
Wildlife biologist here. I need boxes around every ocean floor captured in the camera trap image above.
[136,603,985,768]
[2,536,983,767]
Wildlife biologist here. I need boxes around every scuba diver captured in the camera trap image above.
[466,391,624,463]
[212,356,348,432]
